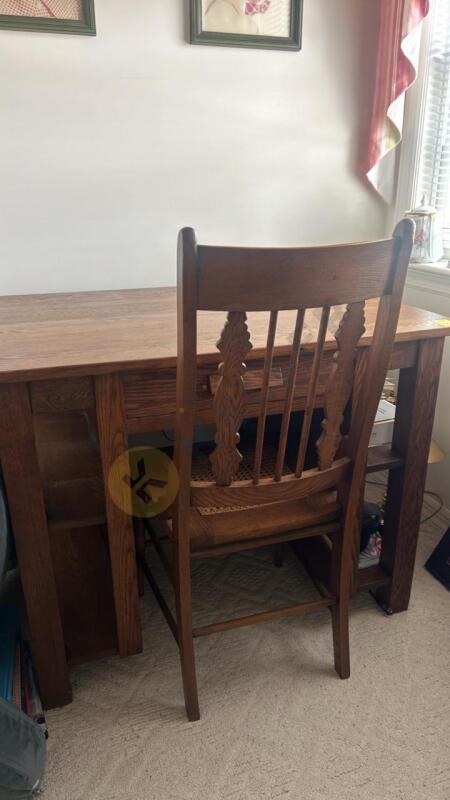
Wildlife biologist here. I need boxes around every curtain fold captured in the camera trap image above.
[363,0,430,202]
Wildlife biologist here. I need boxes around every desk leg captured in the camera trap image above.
[0,383,72,709]
[95,374,142,657]
[377,337,444,614]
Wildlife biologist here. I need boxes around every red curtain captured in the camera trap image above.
[363,0,430,196]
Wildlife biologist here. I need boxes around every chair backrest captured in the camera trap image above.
[173,222,414,518]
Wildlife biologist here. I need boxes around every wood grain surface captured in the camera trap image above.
[0,383,72,707]
[0,288,449,382]
[95,373,142,657]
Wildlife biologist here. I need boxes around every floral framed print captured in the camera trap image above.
[0,0,95,35]
[190,0,302,51]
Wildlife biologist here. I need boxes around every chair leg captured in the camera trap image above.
[330,533,350,679]
[274,542,284,567]
[175,549,200,722]
[331,600,350,679]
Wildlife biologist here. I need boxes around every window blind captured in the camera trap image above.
[416,0,450,252]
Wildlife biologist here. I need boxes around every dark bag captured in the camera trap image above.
[425,527,450,590]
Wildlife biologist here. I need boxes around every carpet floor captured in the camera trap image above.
[43,496,450,800]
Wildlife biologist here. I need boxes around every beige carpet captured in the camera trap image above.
[43,497,450,800]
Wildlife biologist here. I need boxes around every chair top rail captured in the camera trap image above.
[196,238,397,311]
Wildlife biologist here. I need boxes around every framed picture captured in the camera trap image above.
[190,0,302,51]
[0,0,95,35]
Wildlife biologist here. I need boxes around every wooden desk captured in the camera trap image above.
[0,288,448,709]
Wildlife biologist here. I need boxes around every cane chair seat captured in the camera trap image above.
[176,446,341,550]
[190,493,339,550]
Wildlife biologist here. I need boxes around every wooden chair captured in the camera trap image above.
[139,221,414,721]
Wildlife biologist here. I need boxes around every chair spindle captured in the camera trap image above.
[295,306,330,477]
[253,311,279,484]
[274,308,305,481]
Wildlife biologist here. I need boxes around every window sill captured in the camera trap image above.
[406,261,450,298]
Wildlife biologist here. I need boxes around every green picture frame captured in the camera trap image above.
[190,0,302,51]
[0,0,95,36]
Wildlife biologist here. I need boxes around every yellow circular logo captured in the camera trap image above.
[107,447,179,518]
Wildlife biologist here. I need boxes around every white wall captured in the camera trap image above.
[0,0,385,295]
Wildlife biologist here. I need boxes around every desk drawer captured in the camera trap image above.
[28,349,336,435]
[123,351,335,433]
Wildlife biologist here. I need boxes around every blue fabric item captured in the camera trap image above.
[0,606,17,703]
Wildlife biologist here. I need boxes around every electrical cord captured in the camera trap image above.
[421,491,444,524]
[366,479,444,524]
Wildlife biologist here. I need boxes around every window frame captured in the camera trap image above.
[394,4,450,265]
[394,15,432,227]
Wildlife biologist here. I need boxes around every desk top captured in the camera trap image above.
[0,287,449,382]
